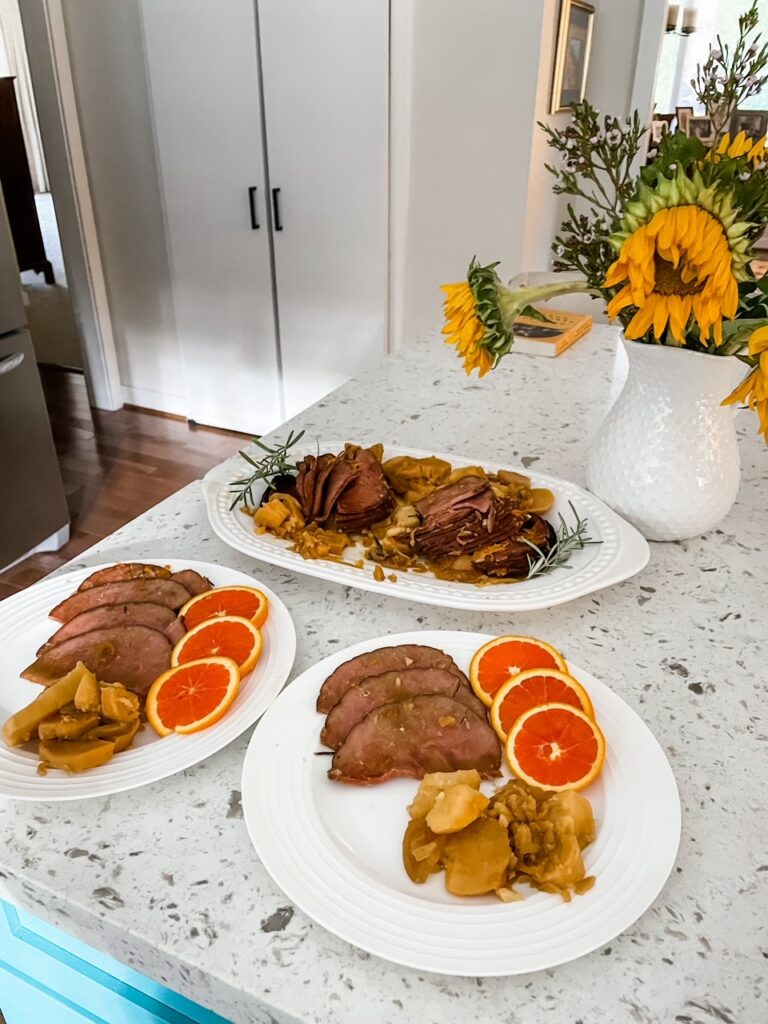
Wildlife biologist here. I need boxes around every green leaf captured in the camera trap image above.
[516,305,552,323]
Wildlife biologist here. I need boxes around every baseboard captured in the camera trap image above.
[121,385,187,418]
[0,524,70,574]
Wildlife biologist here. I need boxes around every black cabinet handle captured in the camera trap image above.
[272,187,283,231]
[248,186,260,230]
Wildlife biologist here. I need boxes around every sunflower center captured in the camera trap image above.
[653,254,704,297]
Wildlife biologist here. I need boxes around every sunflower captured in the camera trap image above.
[714,130,767,165]
[442,260,594,375]
[722,324,768,441]
[441,279,495,377]
[604,171,753,345]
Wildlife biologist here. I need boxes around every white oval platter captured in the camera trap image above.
[203,441,650,612]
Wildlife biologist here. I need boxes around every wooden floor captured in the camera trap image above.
[0,368,246,601]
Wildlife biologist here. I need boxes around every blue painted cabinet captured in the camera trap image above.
[0,900,231,1024]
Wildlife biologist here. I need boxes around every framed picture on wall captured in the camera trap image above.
[687,116,715,144]
[729,109,768,140]
[651,119,671,143]
[675,106,693,133]
[550,0,596,114]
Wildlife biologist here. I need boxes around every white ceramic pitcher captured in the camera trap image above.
[585,339,746,541]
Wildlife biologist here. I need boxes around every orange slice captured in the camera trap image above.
[505,703,605,792]
[469,635,567,707]
[180,586,269,630]
[146,657,240,736]
[171,615,262,675]
[490,668,594,740]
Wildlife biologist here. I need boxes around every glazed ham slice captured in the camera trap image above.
[169,569,212,597]
[332,446,394,531]
[329,695,502,785]
[295,444,394,532]
[22,625,173,696]
[321,667,486,749]
[50,579,191,624]
[316,644,467,714]
[37,603,185,656]
[78,564,212,598]
[77,562,172,591]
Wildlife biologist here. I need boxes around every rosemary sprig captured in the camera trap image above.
[228,429,305,510]
[524,501,600,579]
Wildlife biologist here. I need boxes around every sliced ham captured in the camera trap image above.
[321,667,486,749]
[295,444,394,532]
[50,579,191,624]
[22,625,173,696]
[77,563,171,591]
[169,569,212,597]
[470,516,555,577]
[38,603,185,656]
[316,644,467,714]
[329,695,502,785]
[333,445,394,531]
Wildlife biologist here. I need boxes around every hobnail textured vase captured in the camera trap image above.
[585,339,745,542]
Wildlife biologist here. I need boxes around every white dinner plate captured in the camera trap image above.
[203,441,650,612]
[242,630,681,976]
[0,559,296,801]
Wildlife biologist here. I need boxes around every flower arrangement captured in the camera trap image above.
[441,2,768,441]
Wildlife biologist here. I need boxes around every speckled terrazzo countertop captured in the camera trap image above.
[1,326,765,1024]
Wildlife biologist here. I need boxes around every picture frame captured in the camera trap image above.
[550,0,596,114]
[675,106,693,133]
[651,119,671,143]
[687,116,715,144]
[729,109,768,140]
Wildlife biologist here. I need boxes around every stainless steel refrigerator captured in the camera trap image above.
[0,189,70,572]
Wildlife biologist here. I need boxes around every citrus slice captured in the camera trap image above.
[171,615,262,675]
[469,635,567,707]
[505,702,606,791]
[490,668,594,740]
[180,586,269,630]
[146,657,240,736]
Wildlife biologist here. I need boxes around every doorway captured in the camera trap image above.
[20,192,81,368]
[0,0,82,371]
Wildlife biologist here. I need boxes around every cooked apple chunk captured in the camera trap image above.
[99,683,140,722]
[38,710,101,741]
[2,662,92,747]
[74,671,102,712]
[38,738,116,773]
[84,719,140,753]
[425,784,489,834]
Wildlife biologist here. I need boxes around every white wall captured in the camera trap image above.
[393,0,665,343]
[522,0,570,273]
[61,0,184,414]
[393,0,548,345]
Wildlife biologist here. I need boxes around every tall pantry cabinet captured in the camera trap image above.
[140,0,389,434]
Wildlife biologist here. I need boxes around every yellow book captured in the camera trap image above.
[511,306,593,358]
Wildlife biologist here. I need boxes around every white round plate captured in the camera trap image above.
[0,559,296,801]
[203,441,650,612]
[242,630,680,976]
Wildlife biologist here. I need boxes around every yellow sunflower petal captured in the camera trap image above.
[749,325,768,356]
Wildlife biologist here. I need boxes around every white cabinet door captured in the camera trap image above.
[257,0,389,420]
[140,0,283,434]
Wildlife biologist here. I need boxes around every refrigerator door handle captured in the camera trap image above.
[0,351,24,376]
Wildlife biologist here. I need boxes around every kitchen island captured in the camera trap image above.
[0,325,764,1024]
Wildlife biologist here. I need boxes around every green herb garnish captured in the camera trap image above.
[524,502,600,579]
[228,429,305,510]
